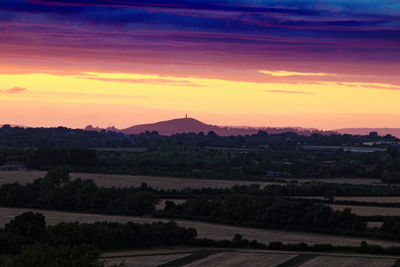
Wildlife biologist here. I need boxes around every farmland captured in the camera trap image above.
[331,204,400,216]
[182,251,295,267]
[104,251,191,267]
[300,255,397,267]
[285,177,382,185]
[0,170,285,189]
[1,207,399,248]
[0,170,384,190]
[101,248,400,267]
[302,196,400,203]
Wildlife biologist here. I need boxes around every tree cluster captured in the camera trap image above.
[157,196,366,235]
[0,212,197,266]
[0,167,159,215]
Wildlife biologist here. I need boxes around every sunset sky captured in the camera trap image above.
[1,0,400,129]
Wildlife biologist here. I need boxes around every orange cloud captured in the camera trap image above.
[259,70,336,77]
[0,87,27,94]
[79,76,205,87]
[265,89,314,95]
[318,81,400,90]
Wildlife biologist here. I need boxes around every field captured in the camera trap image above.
[94,147,148,152]
[302,145,387,153]
[367,221,384,228]
[0,170,285,189]
[101,248,400,267]
[286,177,382,185]
[331,204,400,216]
[104,252,191,267]
[301,255,396,267]
[1,207,400,248]
[302,196,400,203]
[0,171,384,190]
[183,251,295,267]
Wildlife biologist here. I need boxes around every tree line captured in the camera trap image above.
[0,167,159,215]
[2,168,400,241]
[2,212,400,266]
[1,126,400,182]
[1,146,399,182]
[0,212,196,266]
[156,196,367,235]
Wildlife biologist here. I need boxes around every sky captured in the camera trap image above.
[1,0,400,130]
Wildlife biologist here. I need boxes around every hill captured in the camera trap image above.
[120,118,219,135]
[87,117,327,136]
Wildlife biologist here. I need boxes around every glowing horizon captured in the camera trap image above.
[1,0,400,130]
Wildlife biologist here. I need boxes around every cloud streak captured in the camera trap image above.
[259,70,336,77]
[0,87,27,94]
[319,82,400,90]
[265,90,315,95]
[80,76,205,87]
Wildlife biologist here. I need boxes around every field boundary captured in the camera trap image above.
[156,249,220,267]
[101,251,196,260]
[102,248,400,260]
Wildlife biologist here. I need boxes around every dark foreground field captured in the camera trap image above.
[1,207,399,248]
[102,248,400,267]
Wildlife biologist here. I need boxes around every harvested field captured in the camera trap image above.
[300,196,400,203]
[103,248,197,257]
[1,207,399,248]
[102,248,400,267]
[104,253,190,267]
[286,178,382,185]
[184,251,295,267]
[367,221,383,228]
[94,147,148,152]
[0,170,284,189]
[331,204,400,216]
[301,146,386,153]
[0,171,385,191]
[301,255,396,267]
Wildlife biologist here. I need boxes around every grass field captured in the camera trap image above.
[101,248,400,267]
[1,207,399,248]
[331,204,400,216]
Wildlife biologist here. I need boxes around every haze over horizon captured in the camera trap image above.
[1,0,400,129]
